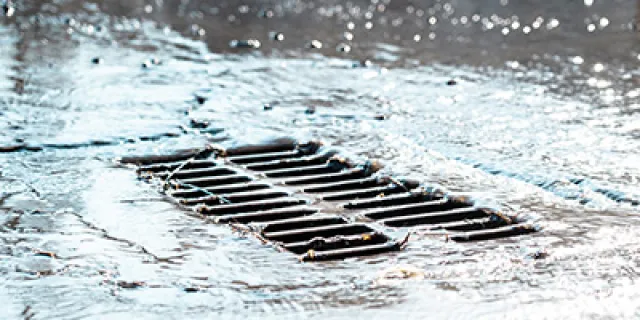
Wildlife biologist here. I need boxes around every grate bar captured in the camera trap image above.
[178,190,291,206]
[224,139,299,156]
[137,160,217,173]
[363,199,472,220]
[119,148,210,165]
[155,167,236,180]
[449,224,537,242]
[321,185,406,201]
[214,206,319,224]
[262,163,348,178]
[169,182,271,198]
[227,150,307,164]
[424,216,508,231]
[344,192,442,210]
[263,223,373,243]
[174,174,253,188]
[283,168,369,186]
[299,242,400,262]
[244,153,336,171]
[197,198,307,215]
[379,207,489,227]
[283,232,389,254]
[301,177,383,193]
[261,215,347,233]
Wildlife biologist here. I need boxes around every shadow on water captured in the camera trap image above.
[1,0,640,319]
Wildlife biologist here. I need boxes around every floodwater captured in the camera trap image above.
[1,0,639,319]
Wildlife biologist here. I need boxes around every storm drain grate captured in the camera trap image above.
[120,138,537,261]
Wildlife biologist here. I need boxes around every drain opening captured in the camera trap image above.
[122,138,538,262]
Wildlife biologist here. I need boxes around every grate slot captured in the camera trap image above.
[263,223,373,244]
[262,163,347,178]
[244,153,335,171]
[198,198,307,215]
[228,150,308,164]
[217,189,291,203]
[174,174,252,188]
[449,224,537,242]
[283,169,369,186]
[155,167,236,180]
[321,185,406,201]
[179,190,291,206]
[344,192,443,210]
[169,182,271,199]
[299,242,400,262]
[261,215,348,233]
[224,139,298,156]
[425,216,508,231]
[214,206,319,224]
[301,177,383,193]
[283,232,389,254]
[363,199,472,220]
[379,207,488,227]
[119,148,211,165]
[137,160,217,173]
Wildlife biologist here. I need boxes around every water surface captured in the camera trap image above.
[1,0,639,319]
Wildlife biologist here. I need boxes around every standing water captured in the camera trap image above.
[1,0,639,319]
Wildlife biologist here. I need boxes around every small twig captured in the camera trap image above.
[169,182,230,204]
[397,232,411,249]
[64,210,186,264]
[388,176,410,193]
[229,223,269,244]
[119,198,166,203]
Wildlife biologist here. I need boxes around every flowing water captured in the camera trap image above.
[1,0,639,319]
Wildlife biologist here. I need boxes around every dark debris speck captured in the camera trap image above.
[117,281,145,289]
[190,118,209,128]
[195,95,207,105]
[446,79,457,86]
[2,2,15,17]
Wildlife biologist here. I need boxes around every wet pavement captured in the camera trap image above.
[1,0,640,319]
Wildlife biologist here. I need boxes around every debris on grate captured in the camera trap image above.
[119,138,538,262]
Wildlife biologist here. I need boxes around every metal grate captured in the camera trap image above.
[121,138,537,261]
